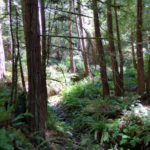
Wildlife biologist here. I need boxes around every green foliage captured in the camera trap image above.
[60,77,150,149]
[0,128,14,150]
[124,69,137,92]
[0,127,33,150]
[47,107,71,135]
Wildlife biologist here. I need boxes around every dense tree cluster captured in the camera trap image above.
[0,0,150,149]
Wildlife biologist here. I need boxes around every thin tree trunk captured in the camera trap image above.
[0,24,6,79]
[147,58,150,94]
[9,0,18,103]
[40,0,48,123]
[55,25,61,61]
[136,0,145,95]
[93,0,109,97]
[47,13,51,64]
[146,34,150,94]
[107,0,122,96]
[15,10,26,92]
[22,0,46,137]
[47,11,56,64]
[5,0,12,59]
[114,0,124,95]
[68,0,75,73]
[130,33,137,69]
[77,0,91,77]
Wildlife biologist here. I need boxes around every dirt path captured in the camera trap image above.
[48,95,83,150]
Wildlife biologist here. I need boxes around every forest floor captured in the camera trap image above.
[1,65,150,150]
[48,90,150,150]
[48,95,82,150]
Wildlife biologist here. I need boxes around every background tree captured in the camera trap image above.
[68,0,75,73]
[107,0,122,96]
[136,0,145,95]
[77,0,91,77]
[93,0,109,97]
[40,0,48,122]
[114,0,124,95]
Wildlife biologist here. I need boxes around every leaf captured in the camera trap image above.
[12,114,24,122]
[101,131,109,144]
[13,122,24,127]
[23,112,34,118]
[143,136,150,146]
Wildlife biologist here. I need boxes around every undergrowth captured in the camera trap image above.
[61,76,150,150]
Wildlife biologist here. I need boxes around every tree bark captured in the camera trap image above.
[130,33,137,69]
[40,0,48,123]
[114,0,124,95]
[77,0,91,77]
[107,0,122,96]
[9,0,18,103]
[4,0,12,59]
[146,34,150,94]
[22,0,46,137]
[68,0,75,73]
[15,9,26,93]
[93,0,109,97]
[0,24,5,79]
[136,0,145,95]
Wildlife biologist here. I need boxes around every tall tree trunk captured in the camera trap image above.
[47,11,56,64]
[114,0,124,95]
[9,0,18,103]
[40,0,48,123]
[5,0,12,59]
[77,0,91,77]
[130,33,137,69]
[47,13,51,64]
[0,24,5,79]
[107,0,122,96]
[68,0,75,73]
[15,9,26,92]
[93,0,109,97]
[146,34,150,94]
[147,58,150,95]
[136,0,145,95]
[22,0,46,137]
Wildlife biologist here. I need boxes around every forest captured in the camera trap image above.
[0,0,150,149]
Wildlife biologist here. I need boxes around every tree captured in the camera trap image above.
[77,0,91,77]
[136,0,145,95]
[68,0,75,73]
[114,0,124,95]
[0,23,5,79]
[22,0,46,137]
[130,32,137,69]
[40,0,48,122]
[92,0,109,97]
[8,0,18,102]
[107,0,122,96]
[15,9,26,92]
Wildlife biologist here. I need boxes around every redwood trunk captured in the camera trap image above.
[22,0,46,136]
[107,0,122,96]
[77,0,91,77]
[136,0,145,95]
[40,0,48,122]
[68,0,75,73]
[114,0,124,95]
[131,33,137,69]
[9,0,18,103]
[146,35,150,94]
[93,0,109,97]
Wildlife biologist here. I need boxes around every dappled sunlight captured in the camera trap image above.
[132,103,150,117]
